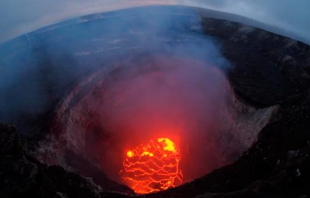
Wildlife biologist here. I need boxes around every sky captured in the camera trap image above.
[0,0,309,44]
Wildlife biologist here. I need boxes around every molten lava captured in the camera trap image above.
[120,138,183,194]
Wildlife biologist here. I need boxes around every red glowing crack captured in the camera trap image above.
[120,138,183,194]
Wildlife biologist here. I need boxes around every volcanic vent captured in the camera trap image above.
[37,53,276,194]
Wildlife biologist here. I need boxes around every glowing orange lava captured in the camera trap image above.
[120,138,183,194]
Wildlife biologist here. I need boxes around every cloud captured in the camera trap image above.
[0,0,309,44]
[0,0,175,44]
[178,0,310,44]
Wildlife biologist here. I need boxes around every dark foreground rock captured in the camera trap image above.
[0,122,129,198]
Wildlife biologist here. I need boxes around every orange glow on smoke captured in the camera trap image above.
[120,138,183,194]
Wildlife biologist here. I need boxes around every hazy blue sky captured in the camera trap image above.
[0,0,309,44]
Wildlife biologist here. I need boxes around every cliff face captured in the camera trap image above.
[0,5,310,198]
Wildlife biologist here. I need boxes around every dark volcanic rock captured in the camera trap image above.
[145,102,310,198]
[64,150,135,194]
[0,123,40,197]
[201,17,310,107]
[0,122,129,198]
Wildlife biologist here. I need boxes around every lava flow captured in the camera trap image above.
[120,138,183,194]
